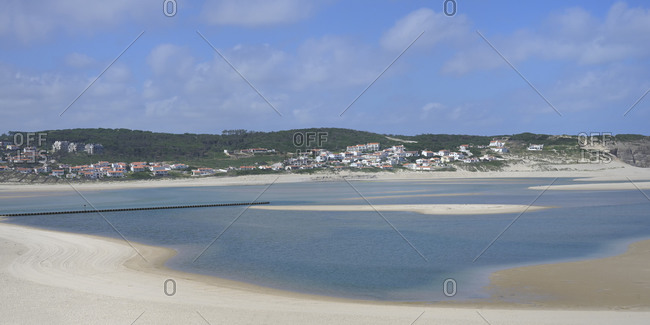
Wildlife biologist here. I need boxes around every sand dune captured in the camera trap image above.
[250,204,551,215]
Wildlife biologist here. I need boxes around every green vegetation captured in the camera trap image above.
[3,128,646,170]
[128,172,154,180]
[409,134,492,152]
[455,160,505,172]
[614,134,649,142]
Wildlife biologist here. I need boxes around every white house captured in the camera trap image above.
[52,141,69,152]
[436,150,450,156]
[489,140,505,147]
[192,168,215,176]
[68,143,80,153]
[391,145,405,153]
[50,169,64,177]
[366,142,380,151]
[528,144,544,151]
[152,169,169,176]
[106,170,125,178]
[450,152,465,159]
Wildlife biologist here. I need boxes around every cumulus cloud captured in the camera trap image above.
[0,0,158,43]
[201,0,319,27]
[380,8,470,52]
[442,2,650,75]
[64,53,96,69]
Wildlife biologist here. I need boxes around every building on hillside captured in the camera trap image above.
[436,150,450,156]
[106,170,125,178]
[84,144,104,155]
[152,168,168,176]
[366,142,380,151]
[489,140,505,147]
[68,143,80,153]
[34,166,51,174]
[50,169,65,177]
[421,150,435,157]
[52,141,70,152]
[527,144,544,151]
[171,164,188,170]
[191,168,215,176]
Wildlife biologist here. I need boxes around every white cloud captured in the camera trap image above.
[64,53,96,69]
[290,36,384,90]
[201,0,319,27]
[380,8,470,52]
[0,0,158,43]
[419,102,443,119]
[442,2,650,75]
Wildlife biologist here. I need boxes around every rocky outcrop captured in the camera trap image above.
[609,140,650,168]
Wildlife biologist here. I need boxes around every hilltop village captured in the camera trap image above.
[0,136,549,179]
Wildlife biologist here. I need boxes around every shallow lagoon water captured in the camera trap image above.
[2,178,649,301]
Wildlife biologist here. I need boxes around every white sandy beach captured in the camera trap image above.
[1,163,650,323]
[1,222,649,324]
[2,159,650,194]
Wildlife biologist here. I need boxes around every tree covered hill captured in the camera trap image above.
[1,128,647,167]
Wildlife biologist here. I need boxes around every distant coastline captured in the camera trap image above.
[2,160,649,193]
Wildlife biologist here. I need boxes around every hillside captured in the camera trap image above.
[1,128,648,168]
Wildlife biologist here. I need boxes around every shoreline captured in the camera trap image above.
[1,224,649,324]
[2,167,650,322]
[2,160,650,193]
[2,221,649,309]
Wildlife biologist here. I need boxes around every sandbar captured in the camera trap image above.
[250,204,551,215]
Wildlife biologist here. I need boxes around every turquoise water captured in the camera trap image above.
[2,178,649,301]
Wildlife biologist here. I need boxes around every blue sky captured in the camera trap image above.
[1,0,649,135]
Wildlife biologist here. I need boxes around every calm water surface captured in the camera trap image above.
[2,178,649,301]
